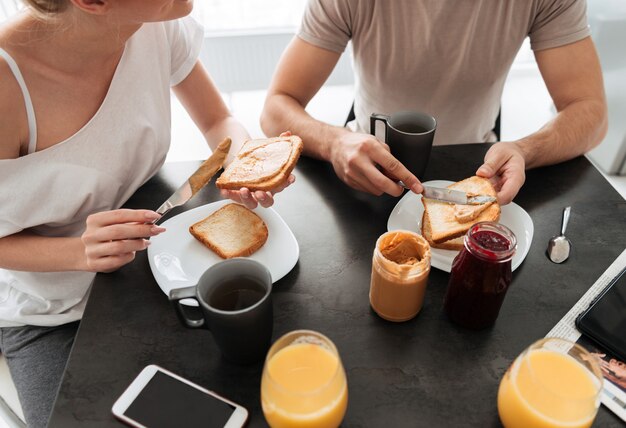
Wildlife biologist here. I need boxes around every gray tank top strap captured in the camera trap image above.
[0,47,37,154]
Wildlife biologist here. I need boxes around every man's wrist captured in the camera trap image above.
[321,125,351,162]
[512,138,535,167]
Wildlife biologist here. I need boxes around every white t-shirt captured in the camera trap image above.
[0,16,203,327]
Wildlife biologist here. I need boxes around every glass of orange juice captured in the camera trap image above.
[261,330,348,428]
[498,337,603,428]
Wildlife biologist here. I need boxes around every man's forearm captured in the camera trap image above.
[515,98,607,169]
[0,232,87,272]
[261,93,350,161]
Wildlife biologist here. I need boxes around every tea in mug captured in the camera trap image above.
[396,124,428,134]
[207,277,266,311]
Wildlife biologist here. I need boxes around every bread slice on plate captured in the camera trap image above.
[421,176,500,249]
[421,211,465,250]
[189,203,268,259]
[216,135,303,191]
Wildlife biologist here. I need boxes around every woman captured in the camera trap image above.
[0,1,291,426]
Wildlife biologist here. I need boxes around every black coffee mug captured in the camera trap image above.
[370,111,437,180]
[169,258,273,365]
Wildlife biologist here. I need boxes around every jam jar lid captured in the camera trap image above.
[464,221,517,262]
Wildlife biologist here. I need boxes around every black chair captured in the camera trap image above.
[493,107,501,141]
[344,102,501,140]
[344,102,356,128]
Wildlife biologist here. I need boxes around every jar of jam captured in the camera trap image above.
[443,222,517,329]
[370,230,431,322]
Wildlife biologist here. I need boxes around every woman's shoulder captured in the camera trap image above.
[0,15,37,158]
[0,46,27,159]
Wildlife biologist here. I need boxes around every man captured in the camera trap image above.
[260,0,608,204]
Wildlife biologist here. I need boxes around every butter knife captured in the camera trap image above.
[153,137,232,222]
[422,185,496,205]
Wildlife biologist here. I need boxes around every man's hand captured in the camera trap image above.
[476,142,526,205]
[329,132,423,197]
[81,210,165,273]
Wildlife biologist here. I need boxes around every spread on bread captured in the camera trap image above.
[216,135,303,192]
[421,176,500,251]
[224,140,292,182]
[453,200,494,223]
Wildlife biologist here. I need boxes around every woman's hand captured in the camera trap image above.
[220,175,295,209]
[81,209,165,273]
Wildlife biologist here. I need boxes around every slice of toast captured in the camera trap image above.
[216,135,303,191]
[421,211,464,250]
[421,176,500,245]
[189,203,268,259]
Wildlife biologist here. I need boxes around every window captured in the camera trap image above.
[192,0,307,33]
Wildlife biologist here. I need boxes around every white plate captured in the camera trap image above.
[148,200,299,304]
[387,180,533,272]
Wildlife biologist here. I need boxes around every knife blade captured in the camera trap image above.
[153,137,232,221]
[422,185,496,205]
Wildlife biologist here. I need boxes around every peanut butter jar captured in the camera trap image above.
[369,230,431,322]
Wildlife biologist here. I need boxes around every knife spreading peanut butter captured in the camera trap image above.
[189,137,231,195]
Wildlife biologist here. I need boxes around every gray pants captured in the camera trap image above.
[0,321,78,428]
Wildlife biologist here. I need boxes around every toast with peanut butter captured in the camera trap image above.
[216,135,303,191]
[189,203,268,259]
[421,211,465,250]
[421,176,500,249]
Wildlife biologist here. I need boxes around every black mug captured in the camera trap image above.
[169,258,273,365]
[370,111,437,180]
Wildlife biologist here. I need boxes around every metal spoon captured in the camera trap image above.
[547,206,572,263]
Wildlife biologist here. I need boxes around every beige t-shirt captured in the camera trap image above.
[299,0,590,145]
[0,16,203,327]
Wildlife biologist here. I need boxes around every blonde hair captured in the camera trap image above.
[22,0,69,15]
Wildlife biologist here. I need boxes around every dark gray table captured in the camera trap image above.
[49,144,626,427]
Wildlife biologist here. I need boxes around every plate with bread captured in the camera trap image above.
[387,177,533,272]
[148,135,304,303]
[148,200,299,303]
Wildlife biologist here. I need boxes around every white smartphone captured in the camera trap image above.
[112,365,248,428]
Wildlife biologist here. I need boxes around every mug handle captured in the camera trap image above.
[169,286,207,329]
[370,113,390,143]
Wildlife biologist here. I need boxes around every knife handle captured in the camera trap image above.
[151,202,173,224]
